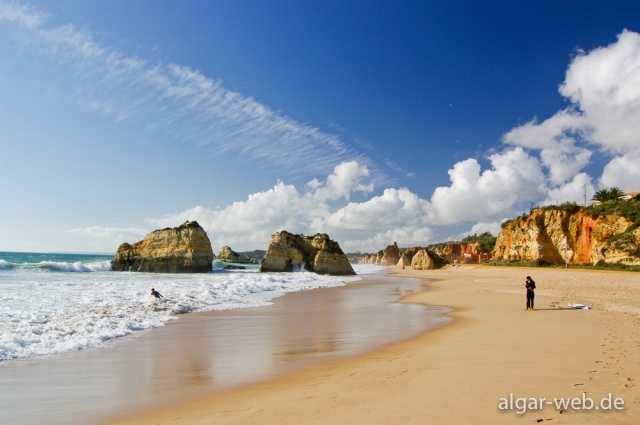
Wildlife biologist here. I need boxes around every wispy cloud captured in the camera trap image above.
[0,2,374,177]
[66,226,149,241]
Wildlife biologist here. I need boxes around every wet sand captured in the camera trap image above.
[0,274,449,425]
[105,265,640,425]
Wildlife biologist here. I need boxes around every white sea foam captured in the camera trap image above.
[351,264,389,274]
[0,260,362,361]
[38,260,113,272]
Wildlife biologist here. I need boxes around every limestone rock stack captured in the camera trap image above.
[260,231,355,275]
[411,249,435,270]
[111,221,213,273]
[493,209,639,265]
[379,242,400,266]
[396,254,411,267]
[403,247,421,263]
[216,246,257,263]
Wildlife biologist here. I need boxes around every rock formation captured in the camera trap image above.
[402,247,421,263]
[260,231,355,275]
[216,246,258,263]
[493,209,640,265]
[357,254,378,264]
[442,242,482,257]
[396,254,411,267]
[411,249,435,270]
[111,221,213,273]
[379,242,400,266]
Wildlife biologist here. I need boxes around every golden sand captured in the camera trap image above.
[105,266,640,424]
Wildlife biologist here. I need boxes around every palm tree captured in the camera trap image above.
[592,187,625,203]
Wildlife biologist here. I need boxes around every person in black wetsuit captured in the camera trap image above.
[150,288,163,299]
[525,276,535,310]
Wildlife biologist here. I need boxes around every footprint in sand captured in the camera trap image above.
[560,409,573,415]
[628,378,636,382]
[574,383,584,386]
[626,384,634,388]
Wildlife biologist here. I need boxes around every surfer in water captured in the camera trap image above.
[525,276,535,310]
[150,288,163,299]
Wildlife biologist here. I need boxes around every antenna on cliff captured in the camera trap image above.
[583,184,587,207]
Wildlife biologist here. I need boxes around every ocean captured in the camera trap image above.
[0,251,374,362]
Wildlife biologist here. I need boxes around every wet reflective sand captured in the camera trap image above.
[0,274,451,425]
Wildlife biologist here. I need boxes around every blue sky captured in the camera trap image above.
[1,1,640,253]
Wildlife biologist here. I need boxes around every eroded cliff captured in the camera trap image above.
[493,209,640,266]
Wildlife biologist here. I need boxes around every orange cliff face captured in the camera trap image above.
[492,209,639,265]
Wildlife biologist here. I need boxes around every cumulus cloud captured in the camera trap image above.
[542,173,595,206]
[151,162,386,251]
[429,148,546,224]
[504,30,640,191]
[148,155,554,252]
[0,2,373,177]
[453,222,503,242]
[560,30,640,154]
[600,152,640,190]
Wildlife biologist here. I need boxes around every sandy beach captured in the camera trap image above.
[105,266,640,425]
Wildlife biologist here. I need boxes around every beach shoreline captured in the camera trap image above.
[0,271,447,425]
[104,265,640,425]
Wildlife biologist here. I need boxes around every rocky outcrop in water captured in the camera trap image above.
[493,209,640,265]
[111,221,213,273]
[260,231,355,275]
[216,246,257,263]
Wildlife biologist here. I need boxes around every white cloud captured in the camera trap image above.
[600,152,640,191]
[66,227,149,241]
[151,162,382,251]
[542,172,595,206]
[0,2,373,177]
[454,222,503,241]
[560,30,640,155]
[503,30,640,191]
[429,148,546,224]
[341,226,434,253]
[148,156,553,252]
[310,187,430,232]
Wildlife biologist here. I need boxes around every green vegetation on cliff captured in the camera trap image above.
[460,232,497,253]
[238,250,266,261]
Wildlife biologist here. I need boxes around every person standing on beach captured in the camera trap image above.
[525,276,535,310]
[151,288,163,299]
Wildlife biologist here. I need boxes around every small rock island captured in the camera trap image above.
[260,231,355,275]
[111,221,213,273]
[216,246,258,263]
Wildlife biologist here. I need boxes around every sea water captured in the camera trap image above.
[0,251,377,361]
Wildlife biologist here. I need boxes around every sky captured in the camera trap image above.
[1,1,640,254]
